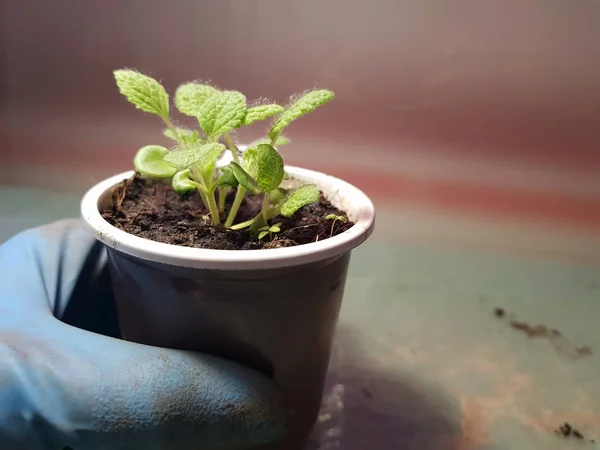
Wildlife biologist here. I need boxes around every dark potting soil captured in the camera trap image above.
[101,174,354,250]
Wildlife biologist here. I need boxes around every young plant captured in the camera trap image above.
[113,68,335,236]
[258,222,282,241]
[325,214,348,237]
[224,90,335,228]
[227,144,321,233]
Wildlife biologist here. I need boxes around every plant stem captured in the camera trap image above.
[218,187,228,211]
[261,193,270,216]
[269,131,280,147]
[224,133,240,164]
[229,217,254,230]
[265,206,280,220]
[330,218,337,237]
[224,186,247,227]
[231,195,272,232]
[197,189,210,211]
[188,175,219,225]
[206,191,221,225]
[163,116,183,144]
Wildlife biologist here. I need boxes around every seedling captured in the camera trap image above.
[258,222,282,241]
[113,69,334,234]
[325,214,348,237]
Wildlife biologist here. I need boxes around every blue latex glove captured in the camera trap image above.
[0,219,291,449]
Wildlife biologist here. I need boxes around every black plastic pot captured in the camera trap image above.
[82,167,375,449]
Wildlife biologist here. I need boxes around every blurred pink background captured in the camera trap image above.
[2,0,600,230]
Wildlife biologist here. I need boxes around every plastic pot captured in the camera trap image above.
[81,165,375,449]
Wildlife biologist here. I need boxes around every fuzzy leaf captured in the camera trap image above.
[230,162,261,194]
[269,90,334,140]
[216,166,239,188]
[172,170,197,193]
[280,184,320,217]
[275,136,291,146]
[243,104,284,125]
[194,144,226,183]
[184,130,202,144]
[133,145,177,178]
[197,90,247,138]
[242,147,258,177]
[175,83,218,117]
[163,127,202,144]
[249,135,290,148]
[255,144,284,193]
[114,69,170,118]
[163,142,225,171]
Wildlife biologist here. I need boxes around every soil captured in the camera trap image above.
[101,174,354,250]
[509,320,553,338]
[492,307,593,359]
[556,422,584,439]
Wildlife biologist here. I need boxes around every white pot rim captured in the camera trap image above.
[81,166,375,270]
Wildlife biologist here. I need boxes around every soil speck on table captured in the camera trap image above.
[556,422,585,440]
[101,175,353,250]
[491,309,593,360]
[509,320,549,338]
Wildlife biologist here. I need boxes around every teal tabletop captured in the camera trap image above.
[1,185,599,450]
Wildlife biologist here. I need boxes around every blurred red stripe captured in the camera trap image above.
[10,151,600,232]
[317,166,600,232]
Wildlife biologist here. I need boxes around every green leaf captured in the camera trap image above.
[114,69,170,118]
[175,83,219,117]
[172,170,197,193]
[193,144,226,185]
[184,130,202,144]
[325,214,348,223]
[275,136,291,146]
[258,230,269,240]
[215,166,239,188]
[163,142,225,171]
[249,135,290,148]
[229,162,261,194]
[163,127,201,144]
[270,223,282,233]
[133,145,177,178]
[269,89,334,140]
[197,90,247,138]
[280,184,320,217]
[242,147,258,177]
[255,144,284,193]
[243,104,284,125]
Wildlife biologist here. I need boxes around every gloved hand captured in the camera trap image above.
[0,219,291,450]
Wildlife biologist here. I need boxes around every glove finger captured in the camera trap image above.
[0,219,120,338]
[1,319,292,449]
[0,222,292,448]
